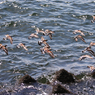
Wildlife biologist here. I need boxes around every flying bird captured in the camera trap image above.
[91,15,95,23]
[45,29,54,34]
[40,45,51,54]
[73,30,85,36]
[78,55,93,60]
[74,35,86,43]
[87,66,95,71]
[28,33,39,39]
[38,36,50,47]
[0,44,8,55]
[44,29,54,40]
[82,47,95,57]
[82,47,91,53]
[89,42,95,47]
[36,28,45,35]
[40,46,54,58]
[3,34,13,44]
[17,43,28,51]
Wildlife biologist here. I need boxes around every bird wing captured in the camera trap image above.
[49,34,52,40]
[41,36,45,41]
[3,47,8,55]
[79,56,86,60]
[48,51,55,58]
[23,46,28,51]
[88,50,95,57]
[9,38,13,44]
[78,35,86,43]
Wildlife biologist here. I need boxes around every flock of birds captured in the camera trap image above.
[73,15,95,71]
[1,16,95,71]
[73,30,95,60]
[0,28,55,58]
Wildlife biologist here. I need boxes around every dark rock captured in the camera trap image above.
[52,84,72,94]
[54,69,75,84]
[19,74,37,84]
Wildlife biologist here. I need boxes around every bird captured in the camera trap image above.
[40,45,51,54]
[91,15,95,23]
[89,42,95,47]
[44,29,54,40]
[73,30,85,36]
[78,55,93,60]
[82,47,91,53]
[46,50,55,58]
[38,36,50,47]
[0,44,8,55]
[36,28,45,35]
[45,29,54,34]
[40,46,54,58]
[82,47,95,57]
[87,66,95,71]
[28,33,39,39]
[17,43,28,51]
[3,34,13,44]
[74,35,86,43]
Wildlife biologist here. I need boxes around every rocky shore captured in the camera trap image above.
[0,68,95,95]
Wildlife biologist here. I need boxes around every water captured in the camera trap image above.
[0,0,95,94]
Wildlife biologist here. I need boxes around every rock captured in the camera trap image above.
[19,74,37,84]
[54,69,75,84]
[52,84,72,94]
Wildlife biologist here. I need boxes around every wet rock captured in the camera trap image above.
[54,69,75,84]
[19,74,37,84]
[52,84,72,94]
